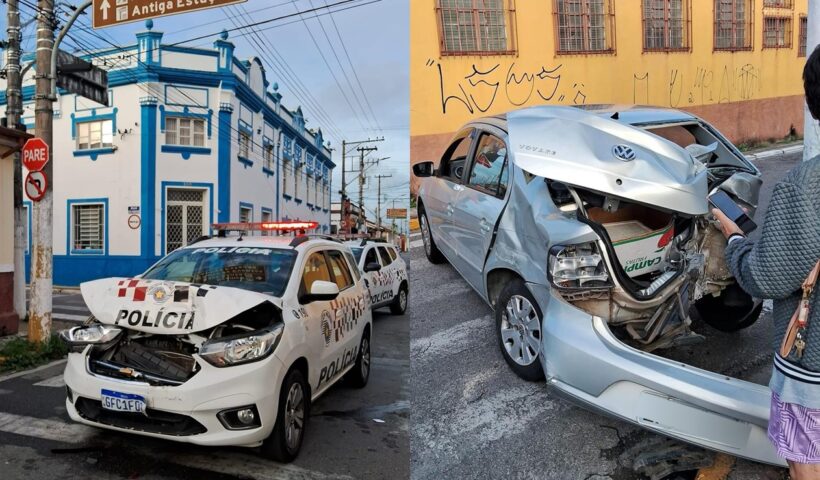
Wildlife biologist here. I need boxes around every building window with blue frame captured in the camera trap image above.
[295,164,302,200]
[263,142,274,171]
[283,158,291,197]
[77,120,113,151]
[239,130,252,159]
[71,203,105,253]
[166,117,206,147]
[239,204,253,223]
[261,209,272,236]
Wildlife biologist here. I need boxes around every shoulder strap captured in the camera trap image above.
[805,260,820,291]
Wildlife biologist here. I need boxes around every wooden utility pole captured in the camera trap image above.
[339,137,383,234]
[5,0,26,322]
[357,145,377,233]
[30,0,55,342]
[375,174,392,237]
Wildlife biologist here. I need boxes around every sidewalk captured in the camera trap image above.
[743,141,804,162]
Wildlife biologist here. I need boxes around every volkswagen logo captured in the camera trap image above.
[612,144,637,161]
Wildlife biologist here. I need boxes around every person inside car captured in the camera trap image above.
[712,45,820,479]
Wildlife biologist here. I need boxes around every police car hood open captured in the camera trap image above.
[80,278,280,334]
[507,106,708,216]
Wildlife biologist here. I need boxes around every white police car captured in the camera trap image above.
[59,222,372,463]
[346,240,408,315]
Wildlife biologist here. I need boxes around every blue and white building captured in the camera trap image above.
[1,22,334,286]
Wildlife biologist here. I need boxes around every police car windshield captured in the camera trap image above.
[142,246,297,297]
[350,247,364,262]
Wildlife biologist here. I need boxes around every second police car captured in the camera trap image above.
[346,240,409,315]
[58,222,372,463]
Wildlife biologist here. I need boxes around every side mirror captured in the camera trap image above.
[300,280,340,304]
[412,161,435,178]
[364,262,382,273]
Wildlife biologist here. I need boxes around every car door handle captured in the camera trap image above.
[480,218,492,233]
[446,203,454,216]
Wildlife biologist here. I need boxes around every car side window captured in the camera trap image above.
[344,251,361,281]
[386,247,398,262]
[327,250,354,291]
[439,129,474,182]
[364,248,380,267]
[377,247,392,266]
[467,133,509,199]
[300,252,333,298]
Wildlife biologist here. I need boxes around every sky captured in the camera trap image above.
[4,0,409,231]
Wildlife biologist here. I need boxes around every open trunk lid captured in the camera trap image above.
[80,278,279,334]
[507,106,708,216]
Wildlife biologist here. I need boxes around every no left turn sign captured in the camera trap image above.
[25,171,48,202]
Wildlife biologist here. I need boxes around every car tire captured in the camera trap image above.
[390,282,408,315]
[495,280,545,382]
[420,209,446,264]
[260,368,309,463]
[346,329,371,388]
[694,283,763,332]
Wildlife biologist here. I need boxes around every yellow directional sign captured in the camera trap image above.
[92,0,247,29]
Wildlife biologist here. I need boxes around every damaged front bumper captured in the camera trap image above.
[529,282,785,467]
[64,346,286,447]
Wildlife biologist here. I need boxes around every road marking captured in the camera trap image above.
[33,375,65,388]
[0,412,95,443]
[53,313,88,322]
[0,359,67,384]
[0,411,354,480]
[409,239,424,249]
[409,232,422,240]
[410,315,492,359]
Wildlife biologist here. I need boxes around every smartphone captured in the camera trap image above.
[708,190,757,234]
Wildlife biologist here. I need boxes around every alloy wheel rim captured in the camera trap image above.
[399,289,407,311]
[284,382,305,451]
[421,215,432,256]
[500,295,541,366]
[361,337,370,379]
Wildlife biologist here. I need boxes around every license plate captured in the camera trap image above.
[100,389,146,413]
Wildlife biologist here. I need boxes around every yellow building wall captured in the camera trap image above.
[411,0,808,189]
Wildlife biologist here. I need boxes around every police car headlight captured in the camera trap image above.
[58,325,123,352]
[548,242,611,289]
[199,324,284,367]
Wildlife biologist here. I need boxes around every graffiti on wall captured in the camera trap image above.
[428,59,762,115]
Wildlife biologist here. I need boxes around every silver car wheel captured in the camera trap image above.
[284,382,305,451]
[361,337,370,379]
[399,289,407,311]
[500,295,541,366]
[421,214,432,257]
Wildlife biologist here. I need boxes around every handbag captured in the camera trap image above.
[780,260,820,358]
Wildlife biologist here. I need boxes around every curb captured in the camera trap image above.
[745,144,804,162]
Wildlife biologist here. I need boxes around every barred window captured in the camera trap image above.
[77,120,113,150]
[436,0,517,55]
[72,203,104,252]
[264,143,274,170]
[763,0,793,8]
[554,0,616,54]
[799,15,808,56]
[642,0,691,52]
[763,16,793,48]
[239,205,252,224]
[238,131,251,159]
[714,0,754,51]
[166,117,205,147]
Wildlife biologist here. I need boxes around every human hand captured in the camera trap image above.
[711,208,744,239]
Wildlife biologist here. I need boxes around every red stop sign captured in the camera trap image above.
[22,138,49,172]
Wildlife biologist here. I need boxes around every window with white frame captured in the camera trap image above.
[72,203,105,252]
[283,159,291,196]
[239,130,251,159]
[77,120,113,150]
[264,143,274,170]
[239,205,252,223]
[166,117,206,147]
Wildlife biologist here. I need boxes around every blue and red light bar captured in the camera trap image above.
[212,221,319,233]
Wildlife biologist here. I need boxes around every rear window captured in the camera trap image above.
[386,247,398,261]
[143,246,297,297]
[377,247,392,266]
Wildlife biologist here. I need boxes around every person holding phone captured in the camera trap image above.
[712,46,820,479]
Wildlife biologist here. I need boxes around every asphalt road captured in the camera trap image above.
[408,151,802,480]
[1,297,409,479]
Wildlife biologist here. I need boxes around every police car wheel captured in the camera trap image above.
[420,210,446,264]
[390,283,408,315]
[262,368,309,463]
[346,329,371,388]
[495,280,545,382]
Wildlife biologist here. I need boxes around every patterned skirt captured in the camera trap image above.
[768,392,820,463]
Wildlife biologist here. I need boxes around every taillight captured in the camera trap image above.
[548,242,611,289]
